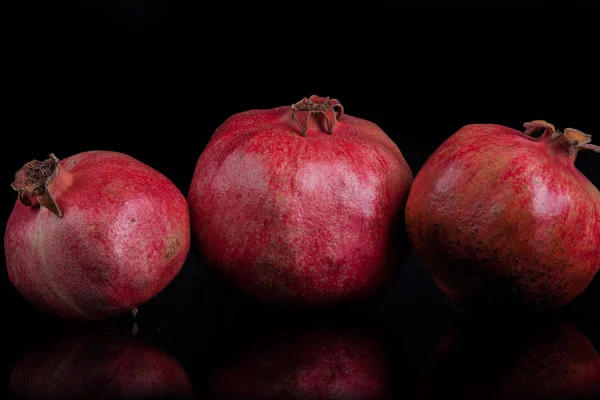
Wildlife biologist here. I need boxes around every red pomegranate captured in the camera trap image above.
[188,95,413,305]
[419,319,600,399]
[405,120,600,310]
[203,318,392,399]
[10,327,194,399]
[4,151,190,320]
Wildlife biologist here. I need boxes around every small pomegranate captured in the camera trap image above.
[188,95,413,305]
[419,319,600,399]
[10,327,194,399]
[4,151,190,320]
[406,120,600,310]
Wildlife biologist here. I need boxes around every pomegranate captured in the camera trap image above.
[4,151,190,320]
[203,316,392,399]
[188,95,413,305]
[405,120,600,310]
[419,319,600,399]
[10,327,194,399]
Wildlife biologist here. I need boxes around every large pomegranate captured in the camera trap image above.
[10,327,194,399]
[419,319,600,399]
[405,120,600,311]
[4,151,190,320]
[188,95,413,305]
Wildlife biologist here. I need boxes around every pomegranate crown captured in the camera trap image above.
[523,120,599,156]
[11,153,63,217]
[291,95,345,136]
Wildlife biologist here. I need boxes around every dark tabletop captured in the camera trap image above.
[2,249,600,399]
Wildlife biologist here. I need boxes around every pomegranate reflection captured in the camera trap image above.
[419,318,600,399]
[10,327,193,400]
[203,317,393,400]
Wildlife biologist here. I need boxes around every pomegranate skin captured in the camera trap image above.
[188,96,413,305]
[4,151,190,321]
[405,122,600,311]
[10,328,194,399]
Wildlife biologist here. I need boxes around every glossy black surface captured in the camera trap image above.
[2,251,600,399]
[2,3,600,399]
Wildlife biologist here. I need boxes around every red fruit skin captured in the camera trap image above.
[188,104,413,305]
[205,323,391,400]
[10,328,194,399]
[4,151,190,320]
[419,322,600,399]
[405,124,600,310]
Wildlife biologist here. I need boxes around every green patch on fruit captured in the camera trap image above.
[164,235,181,260]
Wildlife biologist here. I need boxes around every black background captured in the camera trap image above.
[2,2,600,399]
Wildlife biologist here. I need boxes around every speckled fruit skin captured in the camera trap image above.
[4,151,190,321]
[204,321,391,400]
[405,123,600,311]
[188,96,413,305]
[419,321,600,399]
[10,328,194,400]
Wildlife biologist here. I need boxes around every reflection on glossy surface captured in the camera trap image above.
[419,318,600,399]
[10,326,193,400]
[202,314,395,400]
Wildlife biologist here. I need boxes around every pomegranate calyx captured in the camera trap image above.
[291,95,344,136]
[562,128,600,155]
[523,120,599,156]
[523,120,560,142]
[11,153,63,217]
